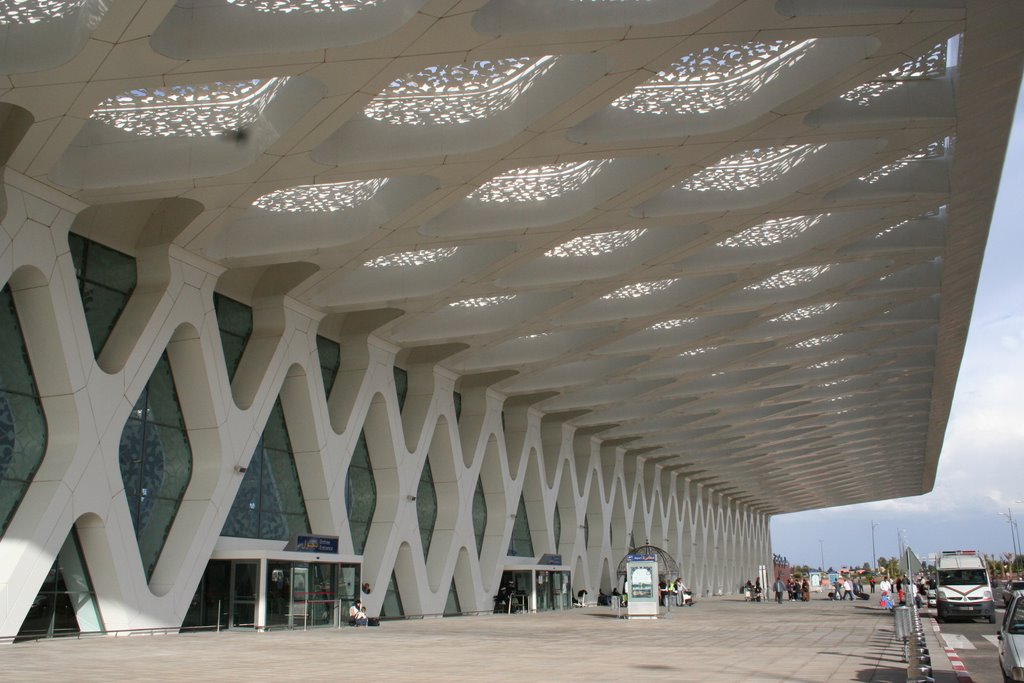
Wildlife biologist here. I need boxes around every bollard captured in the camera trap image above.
[893,605,911,640]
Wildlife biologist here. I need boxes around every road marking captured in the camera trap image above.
[942,633,976,649]
[982,634,1000,647]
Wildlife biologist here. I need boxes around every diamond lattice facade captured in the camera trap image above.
[0,0,1021,637]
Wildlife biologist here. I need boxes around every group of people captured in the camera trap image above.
[659,578,694,607]
[877,575,922,609]
[828,576,864,601]
[766,576,812,603]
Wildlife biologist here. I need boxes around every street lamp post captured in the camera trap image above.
[819,539,825,574]
[871,521,879,572]
[1001,509,1020,575]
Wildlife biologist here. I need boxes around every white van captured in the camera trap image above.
[935,550,995,623]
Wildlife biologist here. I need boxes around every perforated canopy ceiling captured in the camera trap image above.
[4,0,1021,516]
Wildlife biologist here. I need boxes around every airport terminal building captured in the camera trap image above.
[0,0,1021,638]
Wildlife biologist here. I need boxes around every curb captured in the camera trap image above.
[929,616,975,683]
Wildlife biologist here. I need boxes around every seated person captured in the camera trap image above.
[349,601,368,626]
[574,588,588,607]
[597,589,609,606]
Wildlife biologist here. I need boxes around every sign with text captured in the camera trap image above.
[295,534,339,554]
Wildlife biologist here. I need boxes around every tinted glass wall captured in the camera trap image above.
[0,285,47,539]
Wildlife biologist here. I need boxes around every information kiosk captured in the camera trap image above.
[625,553,659,619]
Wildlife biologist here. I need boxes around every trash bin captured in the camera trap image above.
[893,605,912,640]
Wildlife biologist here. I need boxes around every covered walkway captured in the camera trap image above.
[1,595,957,682]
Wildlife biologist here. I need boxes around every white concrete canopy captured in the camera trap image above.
[0,0,1021,635]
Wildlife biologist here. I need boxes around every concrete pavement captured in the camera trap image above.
[0,593,959,682]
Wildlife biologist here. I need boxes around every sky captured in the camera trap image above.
[770,78,1024,572]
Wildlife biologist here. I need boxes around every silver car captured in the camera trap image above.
[999,591,1024,682]
[1003,580,1024,607]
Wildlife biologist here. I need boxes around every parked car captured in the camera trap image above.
[1003,580,1024,606]
[998,591,1024,682]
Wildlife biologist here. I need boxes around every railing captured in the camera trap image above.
[892,600,934,683]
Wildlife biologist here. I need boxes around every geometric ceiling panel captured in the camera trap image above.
[632,139,886,217]
[309,241,516,308]
[672,209,891,274]
[202,175,438,263]
[447,327,618,374]
[472,0,717,35]
[389,290,572,343]
[49,77,324,190]
[4,0,1015,518]
[496,225,704,289]
[595,312,756,356]
[0,0,106,74]
[422,156,667,238]
[570,36,878,142]
[315,53,608,166]
[151,0,427,59]
[559,274,733,326]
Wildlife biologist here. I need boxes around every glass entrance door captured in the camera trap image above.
[231,561,258,628]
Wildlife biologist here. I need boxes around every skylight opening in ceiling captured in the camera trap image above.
[449,294,517,308]
[676,144,826,193]
[840,41,948,107]
[791,333,841,349]
[679,345,717,356]
[808,358,844,369]
[717,214,827,248]
[469,159,612,203]
[253,178,388,212]
[648,317,696,331]
[602,278,677,300]
[363,247,458,268]
[364,56,558,126]
[875,206,944,238]
[1,0,82,24]
[545,228,646,257]
[768,302,837,323]
[745,264,831,290]
[224,0,378,12]
[858,138,950,184]
[611,39,816,116]
[90,78,288,137]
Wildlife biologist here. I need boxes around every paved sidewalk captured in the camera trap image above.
[0,595,958,682]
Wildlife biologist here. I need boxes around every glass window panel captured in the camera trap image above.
[264,449,305,514]
[16,593,54,639]
[472,478,486,557]
[214,295,253,338]
[393,366,408,412]
[553,505,561,554]
[221,487,260,538]
[262,402,291,452]
[257,507,290,541]
[453,391,462,423]
[144,356,184,428]
[220,334,247,382]
[381,571,403,618]
[416,459,437,559]
[445,579,461,615]
[346,431,375,555]
[0,289,37,397]
[2,393,47,480]
[118,419,144,496]
[137,496,180,577]
[84,241,137,294]
[68,233,87,279]
[142,424,192,500]
[49,593,80,635]
[81,282,130,354]
[508,494,533,557]
[0,478,30,537]
[316,336,340,399]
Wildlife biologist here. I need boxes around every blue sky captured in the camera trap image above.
[770,78,1024,571]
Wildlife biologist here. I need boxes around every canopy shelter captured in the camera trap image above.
[616,545,679,581]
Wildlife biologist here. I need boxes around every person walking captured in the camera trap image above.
[774,575,785,604]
